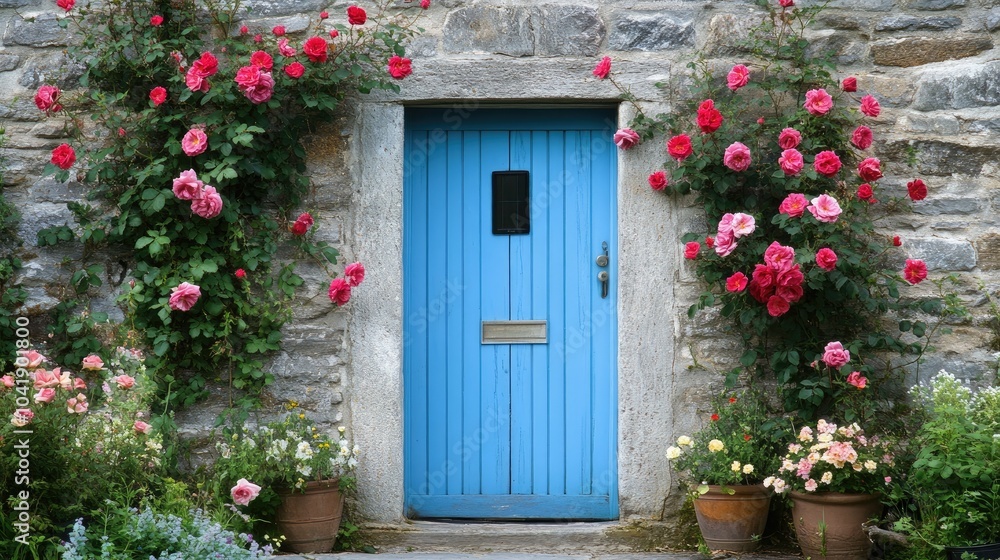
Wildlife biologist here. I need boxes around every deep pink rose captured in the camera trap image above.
[822,341,850,368]
[272,25,286,36]
[66,393,88,414]
[763,241,796,272]
[847,371,867,389]
[907,178,927,201]
[767,295,791,317]
[328,278,352,305]
[779,193,809,218]
[150,14,164,26]
[56,0,74,11]
[81,354,104,371]
[804,88,833,115]
[851,125,873,150]
[254,34,263,43]
[239,25,249,35]
[291,212,314,235]
[815,248,838,271]
[904,259,928,285]
[114,375,136,389]
[191,185,223,219]
[778,149,803,176]
[857,183,874,201]
[34,388,56,403]
[150,86,168,106]
[344,262,366,287]
[749,277,774,303]
[727,64,750,91]
[777,127,801,150]
[752,264,774,290]
[779,0,794,6]
[169,282,201,311]
[777,281,804,303]
[667,134,693,160]
[860,95,881,117]
[697,99,723,133]
[726,272,748,292]
[593,56,611,79]
[235,268,247,280]
[648,171,668,191]
[684,241,700,260]
[807,194,842,223]
[347,5,367,25]
[421,0,430,7]
[250,50,274,71]
[842,76,857,92]
[813,150,842,178]
[320,10,329,18]
[51,144,76,170]
[231,478,262,506]
[613,128,640,150]
[234,65,275,104]
[388,55,413,79]
[303,37,329,63]
[329,29,339,38]
[723,142,752,172]
[181,128,209,157]
[284,62,305,79]
[278,38,297,57]
[172,169,204,200]
[134,421,152,434]
[35,85,62,113]
[858,157,883,182]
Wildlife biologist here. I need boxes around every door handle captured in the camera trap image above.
[597,241,609,299]
[598,271,609,299]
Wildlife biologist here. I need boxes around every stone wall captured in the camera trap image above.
[1,0,999,527]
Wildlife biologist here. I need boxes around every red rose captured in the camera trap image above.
[860,95,881,118]
[705,236,714,248]
[857,183,874,201]
[710,413,720,422]
[254,34,263,43]
[684,241,700,260]
[320,10,329,19]
[250,51,274,71]
[235,268,246,279]
[329,29,339,38]
[149,86,167,106]
[347,5,367,25]
[239,25,249,35]
[903,259,927,285]
[284,62,305,79]
[303,37,329,63]
[291,212,314,235]
[51,143,76,170]
[388,55,412,79]
[648,171,668,191]
[696,99,723,133]
[815,248,838,272]
[907,178,927,201]
[841,76,857,92]
[56,0,74,11]
[851,125,873,150]
[150,14,164,26]
[893,236,902,247]
[667,134,693,160]
[272,25,286,36]
[779,0,794,6]
[858,157,883,182]
[744,434,752,441]
[34,85,61,113]
[813,150,842,178]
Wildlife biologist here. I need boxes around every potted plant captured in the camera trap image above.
[764,418,896,560]
[214,411,359,553]
[667,391,780,552]
[892,371,1000,560]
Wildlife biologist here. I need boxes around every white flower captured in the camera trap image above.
[298,464,312,477]
[666,446,682,460]
[821,471,833,484]
[295,441,313,460]
[864,460,877,472]
[347,457,358,469]
[708,439,724,452]
[677,435,693,447]
[817,433,833,443]
[338,426,346,433]
[742,464,754,474]
[772,478,787,493]
[731,461,742,472]
[352,445,360,455]
[762,476,775,488]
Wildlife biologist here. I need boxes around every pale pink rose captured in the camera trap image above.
[613,128,640,150]
[777,128,801,150]
[727,64,750,91]
[804,479,818,492]
[344,262,366,287]
[34,388,56,403]
[21,350,46,369]
[723,142,752,172]
[11,409,34,427]
[778,149,804,176]
[66,393,89,414]
[134,420,152,434]
[717,213,735,235]
[730,213,755,238]
[847,371,868,389]
[822,341,850,368]
[1,375,14,388]
[33,369,61,389]
[169,282,202,311]
[181,128,209,157]
[714,229,738,257]
[191,185,223,219]
[113,375,136,389]
[807,194,842,223]
[779,193,809,218]
[763,241,796,272]
[804,88,833,115]
[815,248,838,271]
[278,38,297,57]
[172,169,205,200]
[57,368,73,390]
[81,354,104,371]
[231,478,262,506]
[73,378,87,390]
[885,476,892,484]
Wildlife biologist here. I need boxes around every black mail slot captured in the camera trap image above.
[492,170,529,235]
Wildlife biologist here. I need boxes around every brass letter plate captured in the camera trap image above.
[481,321,547,344]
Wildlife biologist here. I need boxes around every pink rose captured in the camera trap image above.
[33,369,60,389]
[254,34,263,43]
[169,282,202,311]
[234,66,275,104]
[860,95,880,118]
[842,76,857,92]
[803,88,833,115]
[763,241,796,272]
[272,25,286,36]
[778,149,803,176]
[717,213,735,235]
[767,295,791,317]
[150,14,164,26]
[231,478,262,506]
[846,371,868,389]
[813,150,842,178]
[904,259,928,285]
[344,262,366,287]
[822,341,850,368]
[858,157,883,182]
[191,185,223,219]
[667,134,693,160]
[907,179,927,201]
[714,229,737,257]
[11,409,34,427]
[51,144,76,170]
[291,212,314,235]
[284,62,305,79]
[388,55,413,80]
[347,5,367,25]
[328,278,352,305]
[696,99,723,133]
[727,64,750,91]
[815,248,838,271]
[34,388,56,403]
[185,66,211,93]
[235,268,247,280]
[777,128,801,150]
[134,420,152,434]
[57,369,72,390]
[182,128,209,157]
[303,37,329,63]
[593,56,611,79]
[723,142,752,172]
[1,375,14,389]
[150,86,168,106]
[22,350,45,369]
[172,169,205,200]
[851,125,873,149]
[73,377,87,390]
[779,193,809,218]
[114,375,136,389]
[648,171,668,191]
[726,272,748,292]
[35,85,62,113]
[684,241,700,260]
[250,51,274,71]
[807,194,842,223]
[278,38,297,57]
[66,393,89,414]
[613,128,640,150]
[730,213,755,238]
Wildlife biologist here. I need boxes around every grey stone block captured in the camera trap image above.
[0,0,39,6]
[608,12,694,52]
[534,5,606,57]
[911,197,982,216]
[905,238,977,271]
[988,8,1000,31]
[237,0,326,17]
[910,0,966,9]
[913,60,1000,111]
[18,53,86,90]
[821,0,895,11]
[910,140,1000,176]
[443,6,534,56]
[871,36,993,68]
[5,14,70,48]
[875,15,962,31]
[0,54,20,73]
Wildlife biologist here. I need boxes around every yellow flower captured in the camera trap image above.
[299,413,305,419]
[677,435,693,447]
[286,400,299,409]
[666,446,682,459]
[708,439,724,452]
[742,464,754,474]
[731,461,741,472]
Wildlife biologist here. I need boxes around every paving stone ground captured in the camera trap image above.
[276,553,801,559]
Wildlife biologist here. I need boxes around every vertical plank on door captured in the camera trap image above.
[445,131,465,495]
[480,130,511,495]
[509,130,533,495]
[462,131,483,495]
[426,134,449,498]
[529,130,551,496]
[546,131,567,496]
[590,127,614,497]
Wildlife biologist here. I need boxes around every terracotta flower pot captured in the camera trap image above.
[790,491,883,560]
[945,542,1000,560]
[692,484,772,552]
[275,479,345,553]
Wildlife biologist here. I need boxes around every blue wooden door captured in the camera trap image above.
[403,108,618,519]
